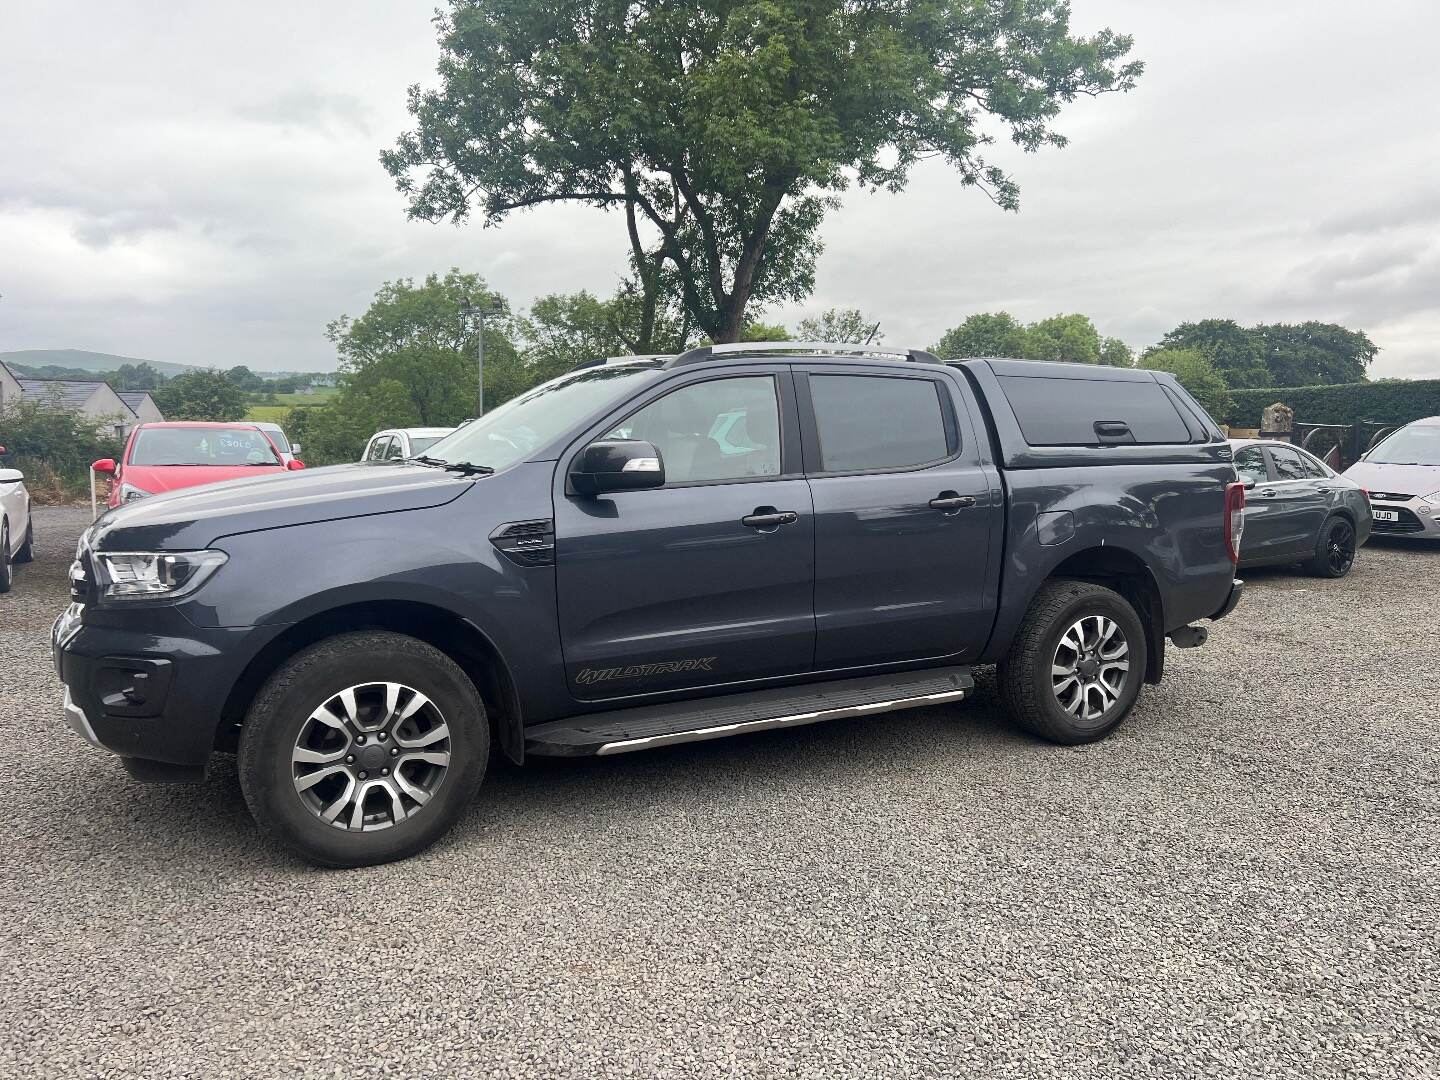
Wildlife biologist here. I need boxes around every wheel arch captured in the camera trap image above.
[218,599,525,764]
[1045,546,1166,685]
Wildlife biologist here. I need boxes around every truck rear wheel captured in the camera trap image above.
[238,631,488,868]
[997,580,1147,744]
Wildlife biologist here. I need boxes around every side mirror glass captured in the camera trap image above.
[570,439,664,496]
[290,443,301,456]
[286,459,307,471]
[92,458,117,475]
[0,468,23,484]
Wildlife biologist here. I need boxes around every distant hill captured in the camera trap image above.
[0,349,197,376]
[0,349,334,382]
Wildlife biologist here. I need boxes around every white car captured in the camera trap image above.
[360,427,456,462]
[251,422,300,464]
[0,451,35,592]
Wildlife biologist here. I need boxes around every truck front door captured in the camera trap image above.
[554,368,816,700]
[797,366,1000,669]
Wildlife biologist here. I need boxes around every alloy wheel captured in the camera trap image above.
[291,682,451,832]
[1327,521,1355,575]
[1051,614,1131,722]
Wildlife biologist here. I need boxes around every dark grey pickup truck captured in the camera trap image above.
[54,343,1245,866]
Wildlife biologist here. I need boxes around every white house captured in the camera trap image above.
[0,359,21,409]
[18,378,137,439]
[117,390,165,426]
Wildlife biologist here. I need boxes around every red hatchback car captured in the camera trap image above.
[94,422,304,510]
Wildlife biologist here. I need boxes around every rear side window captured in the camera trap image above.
[809,375,951,472]
[1233,446,1268,485]
[1269,445,1316,481]
[998,375,1191,446]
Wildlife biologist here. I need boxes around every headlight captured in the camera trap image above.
[118,483,152,503]
[93,550,228,601]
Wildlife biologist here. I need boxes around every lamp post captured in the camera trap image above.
[460,295,505,417]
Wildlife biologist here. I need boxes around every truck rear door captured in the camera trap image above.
[796,365,1000,669]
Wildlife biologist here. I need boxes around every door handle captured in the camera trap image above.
[1315,486,1332,494]
[741,508,799,529]
[1258,489,1276,498]
[928,492,978,512]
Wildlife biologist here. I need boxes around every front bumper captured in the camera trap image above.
[52,602,272,775]
[1368,499,1440,538]
[1208,578,1244,622]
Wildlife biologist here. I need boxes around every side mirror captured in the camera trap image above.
[286,459,306,471]
[1242,477,1257,490]
[92,458,117,475]
[0,468,23,484]
[0,444,7,454]
[570,439,664,496]
[290,442,301,456]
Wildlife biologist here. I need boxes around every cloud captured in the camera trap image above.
[0,0,1438,378]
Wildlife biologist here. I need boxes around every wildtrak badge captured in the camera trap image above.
[576,657,717,685]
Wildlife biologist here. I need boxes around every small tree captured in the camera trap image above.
[152,369,248,421]
[933,313,1030,359]
[1022,314,1103,365]
[0,400,123,498]
[1141,348,1232,421]
[795,308,881,344]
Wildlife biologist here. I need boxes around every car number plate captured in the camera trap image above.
[1372,509,1399,522]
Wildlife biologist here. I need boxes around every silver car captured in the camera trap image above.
[1229,439,1372,577]
[1343,416,1440,540]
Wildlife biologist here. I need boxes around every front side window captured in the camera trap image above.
[809,375,950,472]
[129,426,281,467]
[366,436,392,462]
[1268,446,1310,482]
[384,438,406,461]
[1233,446,1268,486]
[604,376,781,484]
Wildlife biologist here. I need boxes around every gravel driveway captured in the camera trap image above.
[2,506,1436,1078]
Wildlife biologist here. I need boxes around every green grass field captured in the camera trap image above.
[245,388,337,422]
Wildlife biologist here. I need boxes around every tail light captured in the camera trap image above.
[1224,482,1246,564]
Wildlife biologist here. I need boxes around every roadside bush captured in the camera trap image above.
[1222,379,1440,427]
[0,400,123,503]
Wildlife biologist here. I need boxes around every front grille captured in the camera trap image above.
[1372,507,1426,533]
[1368,491,1414,502]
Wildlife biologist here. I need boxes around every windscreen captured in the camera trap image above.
[1366,423,1440,465]
[129,427,281,466]
[422,362,662,471]
[408,436,444,456]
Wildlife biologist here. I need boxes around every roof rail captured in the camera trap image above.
[568,353,672,372]
[667,341,941,367]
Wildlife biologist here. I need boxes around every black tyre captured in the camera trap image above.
[997,580,1148,745]
[0,522,12,594]
[238,631,489,868]
[1306,516,1356,578]
[15,515,34,563]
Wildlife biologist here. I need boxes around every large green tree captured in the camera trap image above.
[384,0,1142,343]
[152,369,248,422]
[1150,319,1268,388]
[1022,313,1103,365]
[1149,319,1377,388]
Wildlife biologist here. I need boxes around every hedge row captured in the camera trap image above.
[1221,379,1440,428]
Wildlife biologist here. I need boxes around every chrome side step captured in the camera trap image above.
[595,687,968,755]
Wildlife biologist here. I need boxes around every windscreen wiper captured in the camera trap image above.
[411,455,494,476]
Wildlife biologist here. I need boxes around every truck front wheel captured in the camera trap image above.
[238,631,489,867]
[997,580,1148,745]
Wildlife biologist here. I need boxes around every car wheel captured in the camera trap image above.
[1307,516,1356,578]
[0,522,12,593]
[238,631,489,868]
[997,580,1148,745]
[14,515,34,563]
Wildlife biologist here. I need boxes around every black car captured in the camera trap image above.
[54,344,1244,866]
[1228,439,1371,577]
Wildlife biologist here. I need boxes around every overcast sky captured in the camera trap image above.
[3,1,1438,377]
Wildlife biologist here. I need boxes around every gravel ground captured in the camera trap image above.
[2,506,1437,1079]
